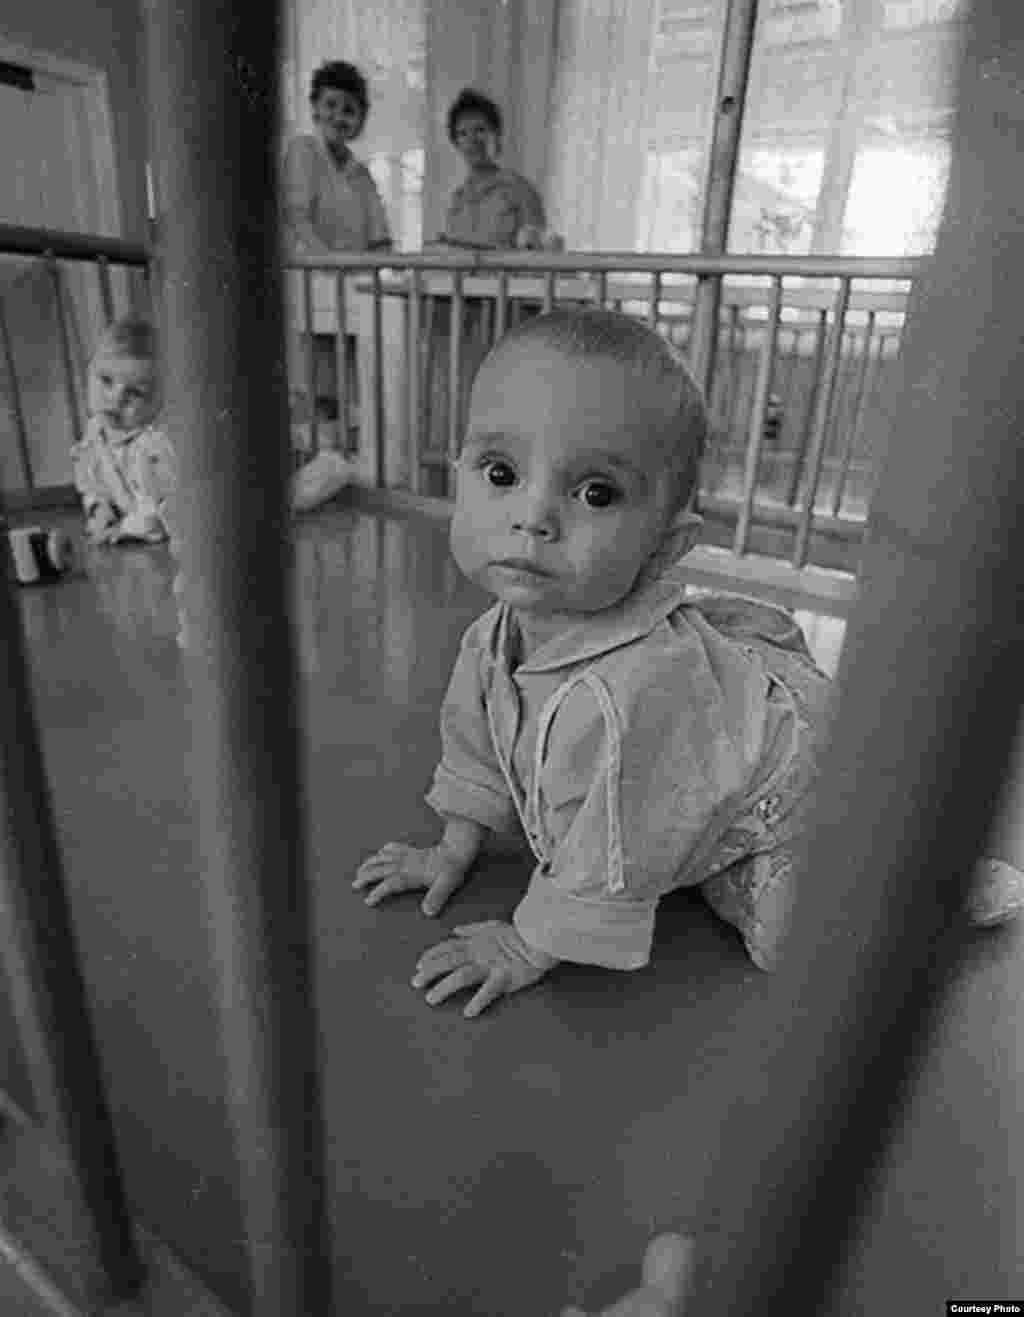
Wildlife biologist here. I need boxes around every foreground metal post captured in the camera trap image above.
[692,6,1019,1312]
[142,3,334,1313]
[0,559,145,1299]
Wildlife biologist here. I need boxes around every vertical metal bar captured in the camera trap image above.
[495,270,509,340]
[792,278,851,566]
[596,270,608,309]
[831,309,876,517]
[371,266,385,487]
[141,260,156,323]
[97,256,115,325]
[692,10,1024,1311]
[334,271,349,453]
[648,271,662,330]
[690,0,761,398]
[448,269,464,464]
[733,275,782,555]
[48,256,84,447]
[141,2,334,1313]
[0,296,35,493]
[786,306,828,506]
[408,268,422,494]
[862,331,894,516]
[421,293,436,457]
[543,269,556,315]
[303,268,319,455]
[725,303,743,436]
[0,561,145,1299]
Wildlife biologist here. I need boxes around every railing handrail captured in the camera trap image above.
[0,224,149,266]
[282,249,926,280]
[0,222,926,286]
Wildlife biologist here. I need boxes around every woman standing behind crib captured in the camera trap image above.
[436,88,547,251]
[282,60,393,258]
[282,61,392,460]
[425,89,552,483]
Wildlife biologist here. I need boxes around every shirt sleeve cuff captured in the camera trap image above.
[513,872,656,970]
[425,765,517,834]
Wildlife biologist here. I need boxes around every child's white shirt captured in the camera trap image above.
[72,417,178,537]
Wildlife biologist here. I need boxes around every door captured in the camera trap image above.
[0,45,126,496]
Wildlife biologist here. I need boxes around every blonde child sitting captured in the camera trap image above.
[354,308,835,1016]
[72,315,178,546]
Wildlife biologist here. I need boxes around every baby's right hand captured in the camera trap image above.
[352,843,471,916]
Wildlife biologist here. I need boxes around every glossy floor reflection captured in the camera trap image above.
[8,503,1022,1315]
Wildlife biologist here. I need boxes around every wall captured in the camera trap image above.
[0,0,149,241]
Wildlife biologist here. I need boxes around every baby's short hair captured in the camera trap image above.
[490,308,708,508]
[93,314,158,364]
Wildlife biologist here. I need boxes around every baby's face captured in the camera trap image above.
[88,350,160,431]
[450,342,678,622]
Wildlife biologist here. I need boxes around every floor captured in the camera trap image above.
[3,500,1021,1315]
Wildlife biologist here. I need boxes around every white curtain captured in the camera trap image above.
[544,0,662,252]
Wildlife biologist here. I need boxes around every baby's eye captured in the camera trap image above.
[479,459,517,488]
[99,373,113,388]
[576,480,621,509]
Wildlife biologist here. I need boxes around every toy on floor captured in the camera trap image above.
[72,315,179,547]
[6,526,76,584]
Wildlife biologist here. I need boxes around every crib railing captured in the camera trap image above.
[0,222,919,593]
[0,224,151,505]
[282,248,922,582]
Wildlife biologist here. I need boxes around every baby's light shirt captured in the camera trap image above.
[72,417,178,527]
[425,571,831,970]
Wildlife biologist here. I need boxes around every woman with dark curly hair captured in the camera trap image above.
[433,88,547,250]
[283,60,392,256]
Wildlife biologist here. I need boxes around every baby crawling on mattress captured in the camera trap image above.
[354,307,1020,1018]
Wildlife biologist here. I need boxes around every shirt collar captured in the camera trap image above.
[489,567,691,675]
[98,419,148,447]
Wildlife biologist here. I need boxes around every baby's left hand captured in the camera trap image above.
[412,920,559,1018]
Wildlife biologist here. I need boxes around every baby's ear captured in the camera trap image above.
[660,509,703,565]
[636,510,704,590]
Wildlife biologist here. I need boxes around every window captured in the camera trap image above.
[729,0,966,255]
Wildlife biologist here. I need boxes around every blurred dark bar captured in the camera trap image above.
[0,224,148,264]
[0,554,145,1300]
[141,1,334,1313]
[692,5,1021,1312]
